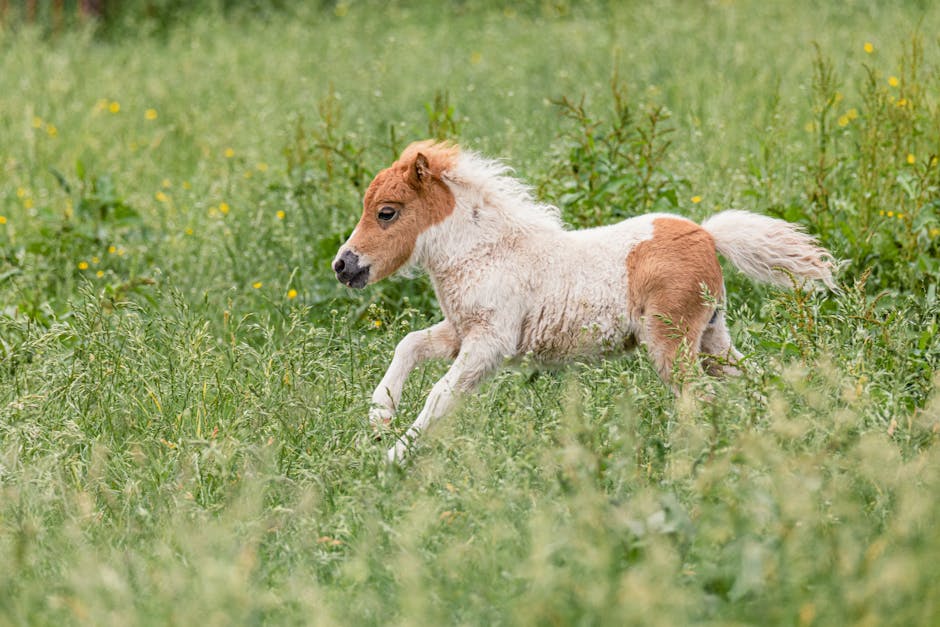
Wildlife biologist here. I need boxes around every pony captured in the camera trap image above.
[333,140,837,463]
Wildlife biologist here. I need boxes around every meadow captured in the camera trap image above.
[1,1,939,624]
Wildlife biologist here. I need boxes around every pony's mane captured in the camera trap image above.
[445,146,564,230]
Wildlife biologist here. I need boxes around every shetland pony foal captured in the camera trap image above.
[333,141,836,462]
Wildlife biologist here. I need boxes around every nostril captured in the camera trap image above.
[333,258,346,273]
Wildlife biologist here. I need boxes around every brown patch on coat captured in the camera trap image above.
[346,141,459,282]
[626,217,724,384]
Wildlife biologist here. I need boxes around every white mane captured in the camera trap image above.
[445,149,564,232]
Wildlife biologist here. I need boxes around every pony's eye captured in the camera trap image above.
[377,206,398,222]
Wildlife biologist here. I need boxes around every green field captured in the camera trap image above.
[1,1,939,624]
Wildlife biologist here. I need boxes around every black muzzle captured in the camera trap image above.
[333,250,370,289]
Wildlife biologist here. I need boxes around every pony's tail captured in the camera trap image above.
[701,210,839,290]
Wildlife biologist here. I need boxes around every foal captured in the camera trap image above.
[333,141,836,462]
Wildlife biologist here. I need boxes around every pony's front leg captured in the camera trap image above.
[387,338,504,463]
[370,320,460,428]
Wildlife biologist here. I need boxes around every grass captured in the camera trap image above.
[1,1,939,624]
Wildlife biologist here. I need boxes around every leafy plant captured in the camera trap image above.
[543,75,685,227]
[425,89,462,141]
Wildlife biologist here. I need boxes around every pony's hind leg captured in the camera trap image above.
[698,310,743,377]
[641,309,710,393]
[625,216,727,393]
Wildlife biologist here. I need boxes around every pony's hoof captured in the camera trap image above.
[372,422,391,442]
[369,405,394,427]
[370,407,394,441]
[387,440,408,464]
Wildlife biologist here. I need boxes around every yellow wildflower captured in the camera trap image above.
[145,108,158,120]
[287,289,298,300]
[886,211,895,217]
[372,319,382,329]
[91,256,100,264]
[162,178,172,189]
[96,270,104,278]
[219,202,230,215]
[182,181,192,190]
[256,162,269,172]
[846,108,859,120]
[46,124,58,137]
[155,191,169,203]
[897,98,908,107]
[896,213,905,220]
[184,227,193,236]
[863,42,874,54]
[109,101,121,113]
[252,281,263,289]
[78,261,89,270]
[0,216,7,225]
[276,210,286,220]
[930,228,940,238]
[108,245,117,254]
[224,147,235,158]
[888,76,899,87]
[691,195,702,204]
[837,115,850,127]
[32,116,43,129]
[907,154,916,165]
[800,603,817,625]
[23,198,34,209]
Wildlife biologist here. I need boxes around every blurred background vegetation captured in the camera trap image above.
[1,1,938,624]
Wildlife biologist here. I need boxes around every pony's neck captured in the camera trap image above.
[413,208,503,278]
[415,191,561,279]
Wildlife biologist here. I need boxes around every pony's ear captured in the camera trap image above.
[413,153,431,185]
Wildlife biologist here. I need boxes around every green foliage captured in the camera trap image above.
[544,76,685,227]
[1,2,939,625]
[425,89,463,141]
[764,34,940,294]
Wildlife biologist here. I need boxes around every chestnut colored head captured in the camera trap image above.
[333,141,458,288]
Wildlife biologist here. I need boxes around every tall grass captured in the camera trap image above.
[1,1,939,624]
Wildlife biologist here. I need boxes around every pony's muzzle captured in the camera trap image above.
[333,249,370,289]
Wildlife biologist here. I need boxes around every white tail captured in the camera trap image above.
[701,210,838,290]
